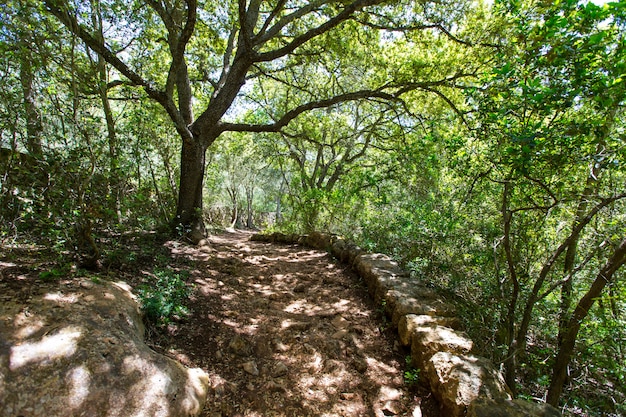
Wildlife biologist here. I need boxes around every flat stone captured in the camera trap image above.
[354,253,405,295]
[390,292,456,326]
[410,325,473,370]
[271,361,289,377]
[425,352,511,417]
[242,361,259,376]
[331,329,350,339]
[331,315,350,329]
[398,314,462,346]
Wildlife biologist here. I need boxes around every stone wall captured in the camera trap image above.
[252,231,561,417]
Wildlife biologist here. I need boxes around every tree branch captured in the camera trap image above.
[254,0,288,41]
[255,0,382,63]
[220,87,404,133]
[44,0,194,143]
[254,0,327,45]
[357,19,500,48]
[419,85,470,127]
[44,0,161,101]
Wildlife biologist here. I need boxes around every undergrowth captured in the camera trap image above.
[137,267,192,327]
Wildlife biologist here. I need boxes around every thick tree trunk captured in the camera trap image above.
[19,42,43,158]
[547,237,626,406]
[227,185,238,228]
[175,138,207,243]
[245,184,254,229]
[501,180,520,395]
[90,0,122,223]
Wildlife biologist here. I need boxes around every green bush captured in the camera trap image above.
[137,268,191,326]
[404,355,421,386]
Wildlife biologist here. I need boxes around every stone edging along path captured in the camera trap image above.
[251,231,561,417]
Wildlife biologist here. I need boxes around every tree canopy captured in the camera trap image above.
[1,0,625,414]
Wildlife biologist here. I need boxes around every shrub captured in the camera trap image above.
[137,267,191,326]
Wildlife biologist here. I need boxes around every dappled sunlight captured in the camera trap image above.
[193,278,222,296]
[142,232,430,416]
[9,325,82,370]
[1,262,210,417]
[367,356,405,378]
[283,299,310,314]
[121,354,174,417]
[331,298,352,312]
[249,282,279,298]
[246,254,287,264]
[43,291,80,304]
[306,351,324,373]
[0,230,431,416]
[13,311,46,340]
[66,365,91,409]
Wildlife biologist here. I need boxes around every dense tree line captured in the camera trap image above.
[1,0,625,414]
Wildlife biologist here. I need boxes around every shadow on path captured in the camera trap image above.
[153,230,440,417]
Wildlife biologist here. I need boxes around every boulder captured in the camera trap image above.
[0,279,209,417]
[330,237,347,258]
[353,253,406,299]
[385,287,456,326]
[305,231,333,250]
[410,325,473,370]
[424,352,511,417]
[467,398,561,417]
[343,244,364,266]
[398,315,462,346]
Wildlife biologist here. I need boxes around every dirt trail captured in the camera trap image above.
[153,230,439,417]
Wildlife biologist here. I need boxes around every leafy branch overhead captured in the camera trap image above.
[41,0,485,237]
[3,0,624,413]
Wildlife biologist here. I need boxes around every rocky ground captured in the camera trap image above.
[1,229,441,417]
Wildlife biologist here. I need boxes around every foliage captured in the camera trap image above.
[38,265,68,282]
[2,0,626,414]
[403,355,421,386]
[137,267,192,327]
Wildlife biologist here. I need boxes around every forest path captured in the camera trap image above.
[153,229,438,417]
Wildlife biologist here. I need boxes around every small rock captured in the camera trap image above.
[340,392,357,400]
[352,357,368,373]
[274,338,290,352]
[264,380,286,392]
[293,283,307,293]
[272,361,289,377]
[332,329,349,339]
[242,361,259,376]
[332,315,350,329]
[214,383,226,396]
[254,336,273,357]
[79,281,95,289]
[382,400,404,415]
[229,334,250,356]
